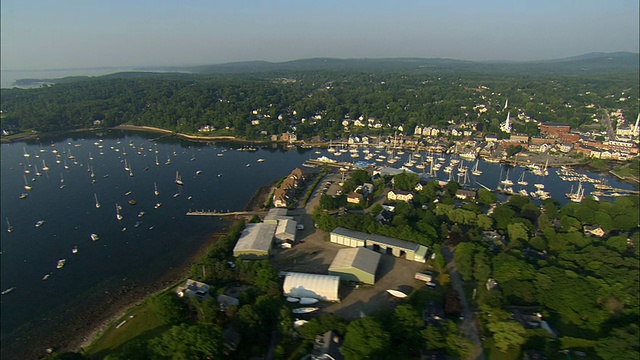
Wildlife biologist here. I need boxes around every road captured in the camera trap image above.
[440,245,486,360]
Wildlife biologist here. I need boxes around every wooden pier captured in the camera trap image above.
[186,210,269,217]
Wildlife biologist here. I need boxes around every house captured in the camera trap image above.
[311,331,343,360]
[176,279,211,299]
[387,190,414,202]
[346,191,363,204]
[414,183,424,191]
[583,225,606,237]
[455,189,477,201]
[361,183,374,196]
[217,294,240,311]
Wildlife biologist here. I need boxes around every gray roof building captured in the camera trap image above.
[275,219,297,243]
[329,247,381,285]
[233,223,276,259]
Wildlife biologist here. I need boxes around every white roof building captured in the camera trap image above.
[283,272,340,302]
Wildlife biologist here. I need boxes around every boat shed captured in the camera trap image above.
[330,227,367,248]
[282,272,340,302]
[275,219,297,243]
[263,208,293,224]
[329,247,381,285]
[233,223,276,259]
[329,227,428,263]
[366,233,428,263]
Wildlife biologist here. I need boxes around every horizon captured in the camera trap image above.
[1,0,638,71]
[1,51,638,73]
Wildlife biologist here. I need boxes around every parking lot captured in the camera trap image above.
[271,169,431,320]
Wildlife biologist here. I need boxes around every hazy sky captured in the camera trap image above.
[1,0,638,70]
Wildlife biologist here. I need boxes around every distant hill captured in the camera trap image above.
[186,52,639,75]
[10,52,639,86]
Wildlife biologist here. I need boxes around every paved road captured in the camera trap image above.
[441,245,486,360]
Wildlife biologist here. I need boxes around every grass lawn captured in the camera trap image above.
[84,303,167,358]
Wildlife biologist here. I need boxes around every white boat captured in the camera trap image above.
[286,297,300,303]
[500,169,514,187]
[116,204,123,220]
[175,171,183,186]
[292,307,319,314]
[299,297,319,305]
[1,287,16,295]
[154,182,160,196]
[90,233,99,241]
[471,160,482,176]
[41,159,49,171]
[293,319,309,329]
[196,170,203,175]
[154,202,162,209]
[6,218,13,233]
[566,182,585,203]
[72,246,79,254]
[35,220,45,228]
[42,274,51,281]
[387,289,407,298]
[257,158,265,163]
[23,175,32,191]
[23,147,30,158]
[517,172,528,186]
[155,155,160,166]
[57,259,66,269]
[94,193,101,208]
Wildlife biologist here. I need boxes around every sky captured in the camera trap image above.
[1,0,638,70]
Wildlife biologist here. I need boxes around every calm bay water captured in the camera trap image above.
[0,130,635,351]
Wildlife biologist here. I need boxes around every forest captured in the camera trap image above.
[1,55,638,142]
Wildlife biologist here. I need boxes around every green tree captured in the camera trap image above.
[148,323,224,360]
[487,320,527,352]
[477,188,496,205]
[507,222,529,247]
[454,243,475,281]
[393,171,420,191]
[149,293,186,325]
[342,317,391,360]
[594,324,640,360]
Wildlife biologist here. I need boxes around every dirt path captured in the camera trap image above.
[441,245,486,360]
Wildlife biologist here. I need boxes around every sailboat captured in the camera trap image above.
[471,160,482,176]
[517,172,528,186]
[35,164,42,177]
[566,182,585,203]
[116,204,123,220]
[23,175,32,191]
[90,166,95,178]
[155,154,160,166]
[41,159,49,171]
[175,171,183,186]
[23,147,30,158]
[500,169,513,186]
[124,159,130,171]
[94,193,101,209]
[6,218,13,233]
[154,182,160,196]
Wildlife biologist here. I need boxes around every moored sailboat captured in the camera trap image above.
[175,171,183,186]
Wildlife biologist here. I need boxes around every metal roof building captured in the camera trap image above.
[329,227,428,263]
[275,219,297,243]
[282,272,340,302]
[263,208,293,224]
[329,247,381,285]
[233,223,276,259]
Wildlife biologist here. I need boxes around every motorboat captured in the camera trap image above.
[292,307,319,314]
[286,297,300,303]
[56,259,66,269]
[299,297,319,305]
[90,233,99,241]
[387,289,407,298]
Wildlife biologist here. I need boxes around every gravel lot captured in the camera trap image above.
[271,169,429,320]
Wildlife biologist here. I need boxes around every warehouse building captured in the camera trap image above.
[330,227,367,247]
[329,227,428,263]
[329,247,381,285]
[275,218,297,243]
[233,223,276,259]
[263,208,293,224]
[282,272,340,302]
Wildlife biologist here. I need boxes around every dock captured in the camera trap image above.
[186,210,269,217]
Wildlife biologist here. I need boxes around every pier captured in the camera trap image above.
[186,210,269,217]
